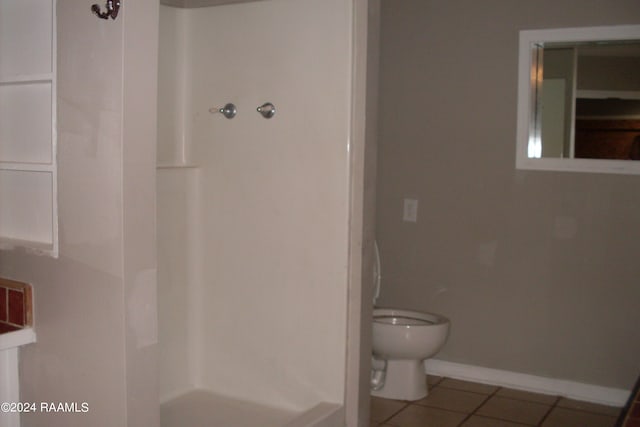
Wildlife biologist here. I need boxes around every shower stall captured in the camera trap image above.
[156,0,365,425]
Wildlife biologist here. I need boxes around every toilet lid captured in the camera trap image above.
[373,241,381,305]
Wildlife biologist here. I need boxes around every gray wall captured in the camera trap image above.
[376,0,640,390]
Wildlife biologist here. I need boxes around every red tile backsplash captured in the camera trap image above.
[0,287,6,322]
[0,277,32,331]
[8,289,24,326]
[625,418,640,427]
[631,402,640,418]
[622,375,640,427]
[0,322,19,334]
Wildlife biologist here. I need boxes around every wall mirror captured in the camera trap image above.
[516,25,640,174]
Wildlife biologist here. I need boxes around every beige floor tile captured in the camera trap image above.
[495,388,559,405]
[386,405,467,427]
[438,378,499,395]
[461,415,531,427]
[541,407,618,427]
[416,386,487,413]
[557,398,622,417]
[475,395,551,425]
[370,397,408,423]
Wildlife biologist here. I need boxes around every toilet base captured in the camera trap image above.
[371,359,428,401]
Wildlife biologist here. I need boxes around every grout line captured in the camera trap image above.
[374,377,619,427]
[427,375,445,389]
[555,401,623,418]
[492,394,559,407]
[456,382,503,426]
[536,395,561,426]
[456,411,474,426]
[378,401,411,426]
[463,414,534,426]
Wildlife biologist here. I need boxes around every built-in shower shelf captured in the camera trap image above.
[0,237,54,255]
[0,162,54,172]
[0,0,57,258]
[0,169,56,256]
[156,163,199,169]
[0,73,54,86]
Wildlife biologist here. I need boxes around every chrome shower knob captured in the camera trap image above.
[257,102,276,119]
[218,103,237,119]
[209,103,237,119]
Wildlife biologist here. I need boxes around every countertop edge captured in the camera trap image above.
[0,327,36,351]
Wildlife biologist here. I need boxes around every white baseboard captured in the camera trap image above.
[425,359,630,407]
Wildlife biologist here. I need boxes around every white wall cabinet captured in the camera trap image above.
[0,0,57,256]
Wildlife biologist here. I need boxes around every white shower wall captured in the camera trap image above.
[158,0,353,413]
[158,167,200,398]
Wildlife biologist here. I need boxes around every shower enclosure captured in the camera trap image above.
[156,0,366,425]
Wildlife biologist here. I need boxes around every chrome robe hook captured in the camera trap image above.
[92,0,121,20]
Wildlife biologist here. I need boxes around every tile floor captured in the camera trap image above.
[371,376,622,427]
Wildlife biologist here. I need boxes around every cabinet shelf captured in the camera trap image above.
[0,162,54,172]
[0,73,53,86]
[0,0,57,257]
[0,237,53,255]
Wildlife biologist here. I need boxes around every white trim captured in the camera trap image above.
[425,359,630,407]
[516,24,640,175]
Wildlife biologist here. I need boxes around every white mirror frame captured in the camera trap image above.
[516,24,640,175]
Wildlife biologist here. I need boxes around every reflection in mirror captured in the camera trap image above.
[516,25,640,174]
[540,42,640,160]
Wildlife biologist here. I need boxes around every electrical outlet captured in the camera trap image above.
[403,198,418,222]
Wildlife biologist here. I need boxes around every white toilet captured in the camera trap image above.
[371,242,450,401]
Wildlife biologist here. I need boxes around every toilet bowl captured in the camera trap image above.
[371,307,449,400]
[371,242,450,401]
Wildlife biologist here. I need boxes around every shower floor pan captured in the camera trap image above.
[160,390,343,427]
